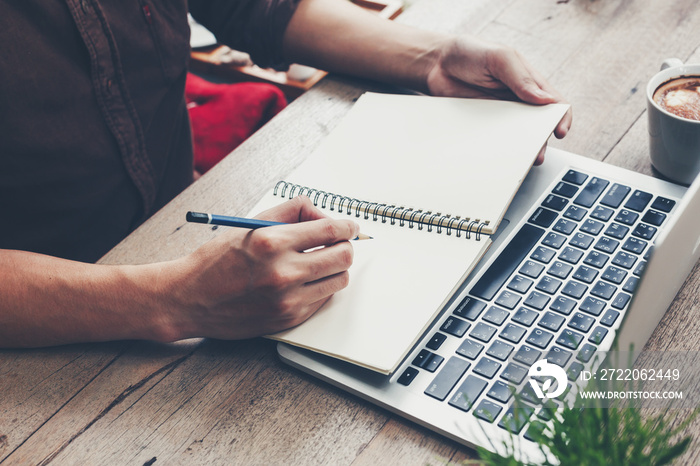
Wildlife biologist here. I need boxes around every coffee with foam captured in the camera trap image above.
[653,76,700,121]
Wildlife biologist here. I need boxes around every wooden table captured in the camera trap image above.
[3,0,700,464]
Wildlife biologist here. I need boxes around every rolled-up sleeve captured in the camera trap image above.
[189,0,301,70]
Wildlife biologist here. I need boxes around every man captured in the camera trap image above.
[0,0,571,347]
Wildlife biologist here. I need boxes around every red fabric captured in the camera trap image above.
[185,73,287,173]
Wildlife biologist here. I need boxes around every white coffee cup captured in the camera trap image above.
[647,59,700,185]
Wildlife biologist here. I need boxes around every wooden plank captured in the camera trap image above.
[18,340,387,465]
[2,341,198,464]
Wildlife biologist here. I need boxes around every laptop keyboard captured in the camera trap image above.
[396,169,677,438]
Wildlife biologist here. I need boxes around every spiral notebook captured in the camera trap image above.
[252,93,569,374]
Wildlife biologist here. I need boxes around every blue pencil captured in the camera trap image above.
[186,211,372,240]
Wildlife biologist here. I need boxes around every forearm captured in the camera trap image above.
[282,0,448,93]
[0,250,177,348]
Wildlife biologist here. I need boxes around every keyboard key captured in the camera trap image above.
[412,349,434,368]
[622,237,648,254]
[474,399,503,423]
[624,190,653,212]
[453,296,487,321]
[501,363,529,384]
[553,181,579,198]
[507,275,534,294]
[574,177,609,208]
[562,169,588,185]
[623,276,639,293]
[569,312,596,332]
[424,356,471,401]
[470,322,498,342]
[536,276,562,294]
[498,403,535,434]
[569,232,595,250]
[483,306,510,326]
[579,296,606,316]
[594,236,620,254]
[567,361,584,381]
[527,328,554,348]
[520,383,543,405]
[529,207,559,228]
[449,375,488,412]
[576,343,597,363]
[611,292,631,310]
[486,340,515,361]
[563,205,587,221]
[426,332,447,351]
[650,196,676,213]
[590,205,615,222]
[600,309,620,327]
[546,346,572,367]
[456,339,485,360]
[548,261,573,279]
[612,251,638,269]
[641,210,667,226]
[561,280,588,299]
[556,329,584,350]
[584,250,610,269]
[573,265,599,284]
[538,311,566,332]
[559,246,584,264]
[616,209,640,227]
[600,183,631,208]
[602,265,628,285]
[473,357,502,379]
[590,280,617,300]
[542,233,567,250]
[580,219,605,236]
[530,246,556,264]
[542,194,569,212]
[632,223,657,240]
[397,367,420,386]
[524,291,551,310]
[633,260,647,277]
[553,218,577,235]
[500,324,527,344]
[471,224,545,300]
[589,326,609,345]
[549,296,577,316]
[604,223,630,240]
[441,316,471,337]
[519,260,545,279]
[513,345,542,366]
[525,420,548,442]
[424,354,445,372]
[487,380,514,404]
[511,307,539,327]
[495,290,521,310]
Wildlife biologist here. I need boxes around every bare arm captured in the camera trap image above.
[0,197,357,348]
[282,0,571,138]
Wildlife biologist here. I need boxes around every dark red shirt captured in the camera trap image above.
[0,0,299,262]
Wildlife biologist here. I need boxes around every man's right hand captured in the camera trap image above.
[162,196,359,341]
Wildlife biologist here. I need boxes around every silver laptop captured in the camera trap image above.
[277,147,700,462]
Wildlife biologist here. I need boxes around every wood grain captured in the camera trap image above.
[2,0,700,464]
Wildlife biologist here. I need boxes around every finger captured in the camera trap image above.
[300,270,351,309]
[554,108,573,139]
[287,218,359,252]
[255,196,327,224]
[301,240,354,282]
[535,143,547,166]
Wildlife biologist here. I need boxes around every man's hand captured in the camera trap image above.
[164,196,359,340]
[425,34,572,141]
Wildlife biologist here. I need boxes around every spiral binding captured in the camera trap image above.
[273,181,489,240]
